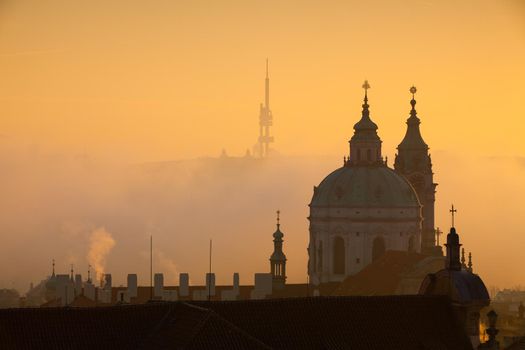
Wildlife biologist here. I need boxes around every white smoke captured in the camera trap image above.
[87,228,116,282]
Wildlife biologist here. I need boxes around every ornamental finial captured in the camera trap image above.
[276,210,280,228]
[410,85,417,97]
[361,80,370,111]
[410,86,417,112]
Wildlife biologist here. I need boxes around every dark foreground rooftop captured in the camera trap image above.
[0,295,473,349]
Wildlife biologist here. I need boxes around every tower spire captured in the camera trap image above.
[348,80,382,166]
[265,58,270,109]
[270,209,286,290]
[257,59,274,158]
[467,252,473,272]
[445,206,462,271]
[52,259,55,277]
[395,86,439,256]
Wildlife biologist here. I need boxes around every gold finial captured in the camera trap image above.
[410,85,417,97]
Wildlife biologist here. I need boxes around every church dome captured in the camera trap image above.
[310,165,420,208]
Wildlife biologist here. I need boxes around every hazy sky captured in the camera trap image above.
[0,0,524,291]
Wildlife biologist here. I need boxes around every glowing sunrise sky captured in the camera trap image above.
[0,0,524,291]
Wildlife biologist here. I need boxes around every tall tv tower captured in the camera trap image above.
[257,59,274,158]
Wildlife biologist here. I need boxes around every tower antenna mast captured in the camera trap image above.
[208,239,213,301]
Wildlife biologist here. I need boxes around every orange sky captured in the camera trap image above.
[0,0,524,291]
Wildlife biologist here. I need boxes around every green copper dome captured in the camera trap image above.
[310,165,420,208]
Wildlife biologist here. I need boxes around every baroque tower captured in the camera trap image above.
[257,60,274,158]
[394,87,440,256]
[308,82,422,284]
[270,210,286,290]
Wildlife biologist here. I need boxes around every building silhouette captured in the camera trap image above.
[395,86,440,256]
[254,60,274,158]
[308,81,439,285]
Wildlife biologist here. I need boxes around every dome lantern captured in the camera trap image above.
[348,81,383,166]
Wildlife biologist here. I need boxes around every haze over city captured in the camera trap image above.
[0,0,524,294]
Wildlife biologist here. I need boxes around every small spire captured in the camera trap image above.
[409,86,417,115]
[52,259,55,277]
[461,248,466,268]
[276,209,280,229]
[362,80,370,113]
[468,252,473,272]
[70,264,74,281]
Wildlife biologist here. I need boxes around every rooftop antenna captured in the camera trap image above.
[150,234,153,300]
[208,239,213,301]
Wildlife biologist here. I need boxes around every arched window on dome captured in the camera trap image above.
[408,236,415,253]
[372,236,386,261]
[333,236,345,274]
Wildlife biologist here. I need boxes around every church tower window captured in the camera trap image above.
[333,236,345,274]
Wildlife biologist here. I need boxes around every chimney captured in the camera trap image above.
[74,274,82,296]
[104,274,112,290]
[154,273,164,299]
[233,273,239,293]
[56,275,75,306]
[205,273,215,297]
[127,274,137,298]
[84,279,96,301]
[179,273,189,297]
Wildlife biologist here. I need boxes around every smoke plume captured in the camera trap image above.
[87,228,116,282]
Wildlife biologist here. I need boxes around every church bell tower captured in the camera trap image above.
[394,87,440,256]
[270,210,287,290]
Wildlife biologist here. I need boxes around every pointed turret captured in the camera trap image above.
[348,80,383,166]
[398,86,428,151]
[445,227,462,271]
[270,210,287,290]
[395,86,439,256]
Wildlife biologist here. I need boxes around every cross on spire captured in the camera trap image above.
[450,204,457,227]
[362,80,370,98]
[276,210,280,227]
[435,227,443,246]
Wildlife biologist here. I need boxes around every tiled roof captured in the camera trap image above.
[1,296,473,349]
[194,295,473,350]
[331,250,428,296]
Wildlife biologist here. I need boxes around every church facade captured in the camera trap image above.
[308,82,439,284]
